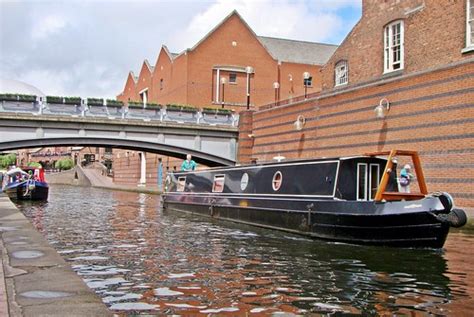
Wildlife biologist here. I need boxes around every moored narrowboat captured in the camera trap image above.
[1,166,49,201]
[163,150,467,248]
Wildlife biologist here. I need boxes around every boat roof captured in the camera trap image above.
[175,154,387,175]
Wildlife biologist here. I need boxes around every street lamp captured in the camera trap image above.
[220,77,226,108]
[374,98,390,119]
[245,66,254,110]
[273,82,280,108]
[303,72,311,99]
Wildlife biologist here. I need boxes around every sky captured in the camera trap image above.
[0,0,362,99]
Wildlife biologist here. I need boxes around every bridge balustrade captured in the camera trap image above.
[0,100,239,126]
[87,104,110,117]
[0,101,40,113]
[164,109,199,124]
[125,107,162,121]
[45,103,82,116]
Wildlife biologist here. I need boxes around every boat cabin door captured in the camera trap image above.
[357,163,381,201]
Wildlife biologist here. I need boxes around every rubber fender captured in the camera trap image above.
[436,192,454,213]
[447,208,467,228]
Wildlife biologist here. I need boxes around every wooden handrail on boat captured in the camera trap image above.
[365,149,428,202]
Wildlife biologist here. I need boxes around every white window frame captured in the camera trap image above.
[464,0,474,52]
[384,20,404,73]
[177,176,186,192]
[229,73,237,84]
[335,60,348,87]
[369,164,380,201]
[212,174,225,193]
[357,163,368,201]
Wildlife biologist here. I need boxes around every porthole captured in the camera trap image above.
[272,171,283,191]
[240,173,249,191]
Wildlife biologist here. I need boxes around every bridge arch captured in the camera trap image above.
[0,137,235,167]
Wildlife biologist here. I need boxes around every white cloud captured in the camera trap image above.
[1,0,361,98]
[166,0,359,52]
[31,15,67,40]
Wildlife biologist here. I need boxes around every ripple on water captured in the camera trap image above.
[109,302,158,311]
[154,287,184,296]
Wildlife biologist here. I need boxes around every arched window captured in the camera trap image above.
[335,60,348,86]
[384,20,404,73]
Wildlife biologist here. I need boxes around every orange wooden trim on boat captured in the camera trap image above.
[365,150,428,202]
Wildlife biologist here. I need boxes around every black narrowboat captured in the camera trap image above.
[163,150,467,248]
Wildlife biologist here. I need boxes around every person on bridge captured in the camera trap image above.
[181,154,197,171]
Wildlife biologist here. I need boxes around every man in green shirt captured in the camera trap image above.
[181,154,197,171]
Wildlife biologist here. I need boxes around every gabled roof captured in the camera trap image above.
[258,36,338,65]
[161,45,178,61]
[143,59,155,73]
[188,10,258,52]
[128,71,138,84]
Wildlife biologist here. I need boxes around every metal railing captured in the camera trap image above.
[0,100,239,127]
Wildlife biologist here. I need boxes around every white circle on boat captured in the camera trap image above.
[240,173,249,191]
[272,171,283,191]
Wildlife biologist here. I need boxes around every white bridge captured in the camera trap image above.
[0,100,239,166]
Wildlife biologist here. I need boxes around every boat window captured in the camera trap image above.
[369,164,380,200]
[177,176,186,192]
[272,171,283,191]
[212,174,225,193]
[357,163,368,201]
[240,173,249,191]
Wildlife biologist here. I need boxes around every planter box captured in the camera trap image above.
[0,94,36,102]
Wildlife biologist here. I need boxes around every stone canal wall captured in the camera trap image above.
[0,193,110,316]
[45,166,91,187]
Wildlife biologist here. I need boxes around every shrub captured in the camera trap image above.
[46,96,81,104]
[106,99,124,107]
[54,158,74,171]
[27,162,42,168]
[202,107,233,115]
[0,93,36,102]
[166,104,197,113]
[128,101,144,108]
[0,153,16,168]
[64,97,81,104]
[87,98,104,106]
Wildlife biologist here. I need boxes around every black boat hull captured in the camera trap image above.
[163,199,451,248]
[4,182,49,201]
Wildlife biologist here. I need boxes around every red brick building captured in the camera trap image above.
[238,0,474,207]
[117,11,337,110]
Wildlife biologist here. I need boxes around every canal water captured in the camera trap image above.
[16,185,474,316]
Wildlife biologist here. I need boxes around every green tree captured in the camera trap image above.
[0,153,17,169]
[27,162,42,168]
[54,158,74,171]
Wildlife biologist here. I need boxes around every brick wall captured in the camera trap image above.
[243,59,474,207]
[117,12,328,111]
[321,0,473,91]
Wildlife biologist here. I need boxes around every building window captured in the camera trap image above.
[229,73,237,84]
[466,0,474,50]
[335,60,348,86]
[384,20,404,73]
[212,175,225,193]
[160,78,163,90]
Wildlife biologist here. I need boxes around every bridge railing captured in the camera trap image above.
[0,98,239,127]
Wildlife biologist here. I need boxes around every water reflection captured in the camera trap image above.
[16,185,473,315]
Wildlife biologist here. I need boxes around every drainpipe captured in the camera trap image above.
[139,152,146,186]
